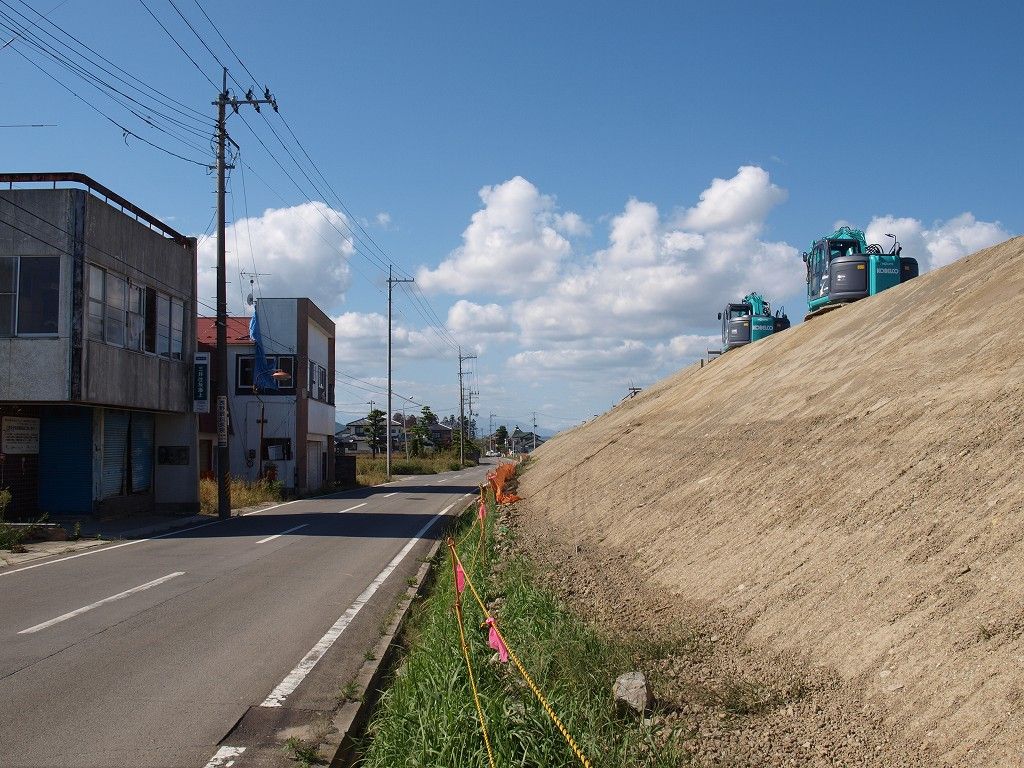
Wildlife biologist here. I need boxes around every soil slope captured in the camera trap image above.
[518,236,1024,765]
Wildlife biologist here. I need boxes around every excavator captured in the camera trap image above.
[717,292,790,352]
[803,226,918,320]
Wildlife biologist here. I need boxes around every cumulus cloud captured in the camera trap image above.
[416,176,580,296]
[512,167,803,348]
[678,165,787,232]
[865,213,1010,271]
[333,311,444,364]
[197,202,353,316]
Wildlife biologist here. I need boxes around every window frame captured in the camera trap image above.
[0,256,61,338]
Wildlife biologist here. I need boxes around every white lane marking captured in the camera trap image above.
[202,745,245,767]
[242,500,298,517]
[260,503,456,708]
[18,572,185,634]
[255,524,309,545]
[1,501,301,577]
[336,502,368,514]
[382,492,398,498]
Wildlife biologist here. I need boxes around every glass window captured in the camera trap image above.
[237,355,254,389]
[17,257,60,335]
[317,365,327,402]
[170,297,183,359]
[0,257,15,338]
[104,272,126,346]
[276,356,294,387]
[127,283,145,350]
[156,293,170,357]
[88,265,104,341]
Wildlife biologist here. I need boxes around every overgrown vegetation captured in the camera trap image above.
[199,476,283,515]
[355,451,474,487]
[0,488,23,551]
[357,489,690,767]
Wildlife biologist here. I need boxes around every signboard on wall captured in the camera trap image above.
[193,352,210,413]
[2,416,40,454]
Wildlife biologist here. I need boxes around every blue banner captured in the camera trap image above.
[249,307,278,393]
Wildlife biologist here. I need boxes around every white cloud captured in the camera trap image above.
[375,211,392,228]
[416,176,577,296]
[678,165,787,232]
[197,202,353,316]
[333,311,444,365]
[865,213,1010,271]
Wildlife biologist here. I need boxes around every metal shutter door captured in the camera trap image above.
[38,408,93,514]
[101,410,130,498]
[130,412,154,493]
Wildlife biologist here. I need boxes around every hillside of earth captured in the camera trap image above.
[514,236,1024,766]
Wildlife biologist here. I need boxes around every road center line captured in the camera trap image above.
[260,502,456,708]
[382,492,398,498]
[255,524,309,545]
[18,571,185,634]
[336,502,368,514]
[202,745,245,767]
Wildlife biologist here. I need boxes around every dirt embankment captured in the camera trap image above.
[516,236,1024,766]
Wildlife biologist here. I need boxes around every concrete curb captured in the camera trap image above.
[323,501,472,768]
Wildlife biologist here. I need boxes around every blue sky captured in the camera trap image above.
[4,1,1021,434]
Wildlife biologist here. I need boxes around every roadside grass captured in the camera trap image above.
[356,451,474,487]
[357,491,690,767]
[199,477,283,515]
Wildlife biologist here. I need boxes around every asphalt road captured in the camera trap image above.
[0,464,492,768]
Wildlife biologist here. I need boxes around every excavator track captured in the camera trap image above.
[803,303,848,322]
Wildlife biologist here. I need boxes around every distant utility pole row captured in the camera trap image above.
[458,347,476,467]
[387,265,414,481]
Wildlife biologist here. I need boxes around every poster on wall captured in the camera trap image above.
[2,416,40,454]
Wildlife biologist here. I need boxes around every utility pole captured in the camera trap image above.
[488,412,495,450]
[457,347,476,467]
[532,411,538,451]
[466,389,479,439]
[386,266,414,481]
[214,67,277,520]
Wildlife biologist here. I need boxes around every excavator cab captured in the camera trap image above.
[719,302,753,351]
[717,293,787,352]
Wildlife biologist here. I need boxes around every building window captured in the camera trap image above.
[170,297,183,359]
[236,354,296,395]
[317,364,327,402]
[156,293,170,357]
[88,265,104,340]
[0,256,60,337]
[127,283,145,351]
[0,257,15,337]
[104,272,126,346]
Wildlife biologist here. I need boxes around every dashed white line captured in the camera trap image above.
[255,524,309,545]
[336,502,368,514]
[202,745,245,767]
[18,571,185,634]
[382,492,398,498]
[260,503,455,708]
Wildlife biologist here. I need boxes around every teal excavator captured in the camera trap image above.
[718,292,790,352]
[803,226,918,319]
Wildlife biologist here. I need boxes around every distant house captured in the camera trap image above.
[0,173,199,519]
[197,297,335,493]
[335,417,404,455]
[509,426,544,453]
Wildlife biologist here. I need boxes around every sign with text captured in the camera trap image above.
[193,352,210,413]
[217,395,229,447]
[2,416,39,454]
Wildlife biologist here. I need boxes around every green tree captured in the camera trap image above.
[494,425,508,451]
[366,408,387,457]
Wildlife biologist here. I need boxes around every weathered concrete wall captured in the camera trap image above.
[80,192,196,413]
[0,189,75,401]
[154,412,199,511]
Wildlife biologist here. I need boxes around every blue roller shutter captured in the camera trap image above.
[130,412,154,493]
[38,408,93,515]
[101,410,130,498]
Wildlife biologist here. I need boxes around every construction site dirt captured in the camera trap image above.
[512,236,1024,766]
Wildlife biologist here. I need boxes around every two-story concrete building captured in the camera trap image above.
[0,173,199,519]
[197,297,336,493]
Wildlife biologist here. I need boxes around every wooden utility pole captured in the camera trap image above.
[214,67,276,519]
[386,266,413,481]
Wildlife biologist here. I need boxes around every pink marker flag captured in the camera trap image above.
[455,561,466,595]
[478,501,487,521]
[486,618,509,663]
